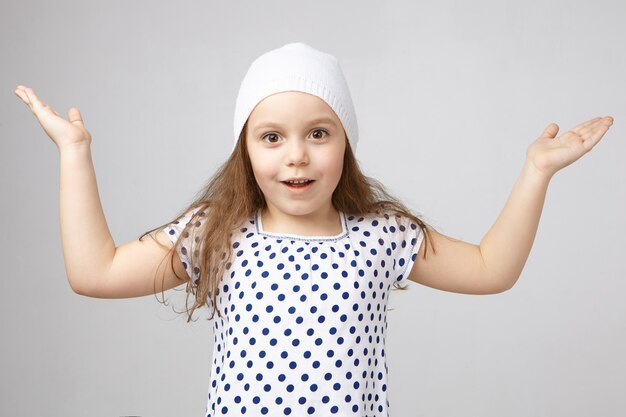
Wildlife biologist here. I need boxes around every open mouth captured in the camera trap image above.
[281,179,315,188]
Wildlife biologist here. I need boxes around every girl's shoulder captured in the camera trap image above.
[345,210,420,228]
[343,210,422,242]
[162,205,217,255]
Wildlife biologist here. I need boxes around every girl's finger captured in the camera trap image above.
[576,117,613,139]
[24,87,49,112]
[571,117,602,134]
[21,89,39,111]
[539,123,559,139]
[23,88,57,116]
[68,107,84,126]
[24,87,41,107]
[582,123,610,151]
[14,87,32,106]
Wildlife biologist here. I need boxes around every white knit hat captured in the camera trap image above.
[233,42,359,151]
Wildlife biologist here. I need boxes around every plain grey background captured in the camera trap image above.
[2,0,625,416]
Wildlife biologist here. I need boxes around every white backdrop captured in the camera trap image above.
[1,0,625,416]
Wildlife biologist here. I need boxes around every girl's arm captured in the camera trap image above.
[15,86,189,298]
[408,116,614,294]
[59,145,189,298]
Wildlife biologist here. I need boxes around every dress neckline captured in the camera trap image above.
[254,210,349,242]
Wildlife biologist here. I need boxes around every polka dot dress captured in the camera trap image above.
[164,208,424,417]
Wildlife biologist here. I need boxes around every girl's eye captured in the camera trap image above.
[311,129,328,140]
[262,133,280,143]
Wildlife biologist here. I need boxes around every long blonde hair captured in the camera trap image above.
[142,121,436,322]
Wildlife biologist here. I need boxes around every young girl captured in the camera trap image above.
[15,42,613,417]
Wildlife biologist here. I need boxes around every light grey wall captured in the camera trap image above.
[2,0,625,416]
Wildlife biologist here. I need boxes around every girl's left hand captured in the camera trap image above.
[526,116,614,179]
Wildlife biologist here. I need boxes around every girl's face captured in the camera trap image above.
[245,91,346,222]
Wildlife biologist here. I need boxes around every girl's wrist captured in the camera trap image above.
[58,141,92,156]
[521,158,553,185]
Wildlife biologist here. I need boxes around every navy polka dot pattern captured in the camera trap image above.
[164,209,424,417]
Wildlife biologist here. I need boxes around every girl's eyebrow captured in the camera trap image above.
[252,116,337,132]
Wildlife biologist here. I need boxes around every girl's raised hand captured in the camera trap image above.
[14,85,92,151]
[526,116,614,179]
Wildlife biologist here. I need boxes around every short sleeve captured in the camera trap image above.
[163,207,204,281]
[388,214,425,285]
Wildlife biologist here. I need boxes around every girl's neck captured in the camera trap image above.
[260,205,343,237]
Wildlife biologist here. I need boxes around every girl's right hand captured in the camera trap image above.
[14,85,92,151]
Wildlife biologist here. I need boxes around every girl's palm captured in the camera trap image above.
[14,85,91,150]
[527,116,613,178]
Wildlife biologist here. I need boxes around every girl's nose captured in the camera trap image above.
[285,139,309,166]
